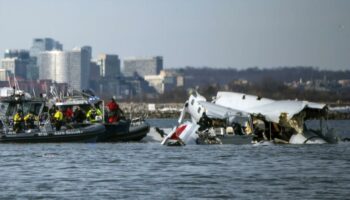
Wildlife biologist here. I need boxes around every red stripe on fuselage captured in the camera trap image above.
[170,124,187,140]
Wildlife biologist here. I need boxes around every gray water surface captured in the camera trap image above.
[0,120,349,199]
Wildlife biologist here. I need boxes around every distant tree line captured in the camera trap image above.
[144,66,350,104]
[181,66,350,87]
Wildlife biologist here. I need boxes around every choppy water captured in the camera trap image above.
[0,119,349,199]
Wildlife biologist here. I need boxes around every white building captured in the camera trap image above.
[1,49,31,79]
[38,47,91,90]
[0,69,11,81]
[144,70,183,94]
[30,38,63,58]
[1,58,16,76]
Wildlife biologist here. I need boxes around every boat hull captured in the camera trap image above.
[96,120,150,142]
[0,124,105,143]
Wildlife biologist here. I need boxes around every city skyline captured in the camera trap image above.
[0,0,349,70]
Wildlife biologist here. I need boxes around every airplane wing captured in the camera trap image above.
[246,100,326,123]
[215,91,327,123]
[198,101,251,126]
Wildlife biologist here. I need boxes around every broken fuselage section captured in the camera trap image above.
[161,92,254,146]
[214,91,338,144]
[161,91,338,146]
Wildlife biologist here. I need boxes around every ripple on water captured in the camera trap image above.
[0,121,349,199]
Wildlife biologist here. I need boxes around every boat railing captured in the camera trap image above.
[130,115,147,126]
[39,119,54,133]
[0,116,11,134]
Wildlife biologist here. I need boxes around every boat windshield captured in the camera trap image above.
[4,101,44,117]
[0,102,9,116]
[22,102,44,116]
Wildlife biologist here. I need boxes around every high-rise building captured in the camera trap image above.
[123,56,163,77]
[89,61,100,81]
[1,58,17,78]
[30,38,63,58]
[38,47,91,90]
[1,49,31,79]
[73,46,91,90]
[29,38,62,80]
[97,54,121,78]
[0,69,11,81]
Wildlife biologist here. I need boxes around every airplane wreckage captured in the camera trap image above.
[161,91,339,146]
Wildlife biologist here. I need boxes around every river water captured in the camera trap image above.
[0,119,349,199]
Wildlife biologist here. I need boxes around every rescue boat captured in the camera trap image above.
[0,94,105,143]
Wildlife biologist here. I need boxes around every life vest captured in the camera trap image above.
[24,113,35,122]
[65,108,73,118]
[14,113,23,124]
[107,101,118,111]
[87,108,102,122]
[108,115,118,123]
[54,110,64,121]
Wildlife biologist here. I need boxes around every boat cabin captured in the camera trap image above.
[0,94,46,122]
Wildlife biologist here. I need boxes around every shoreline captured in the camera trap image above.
[119,103,350,120]
[120,103,183,119]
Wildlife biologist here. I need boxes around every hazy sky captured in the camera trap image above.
[0,0,349,70]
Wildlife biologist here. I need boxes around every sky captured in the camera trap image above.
[0,0,349,70]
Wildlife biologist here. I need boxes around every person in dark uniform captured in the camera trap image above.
[48,105,57,121]
[73,106,86,123]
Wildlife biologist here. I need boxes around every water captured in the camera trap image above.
[0,119,349,199]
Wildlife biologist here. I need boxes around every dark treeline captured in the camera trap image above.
[155,66,350,104]
[198,79,350,104]
[156,81,350,104]
[181,66,350,87]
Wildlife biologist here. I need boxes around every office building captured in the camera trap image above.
[0,69,11,81]
[97,54,121,78]
[29,38,62,80]
[30,38,63,58]
[123,56,163,77]
[1,49,31,79]
[38,46,91,90]
[144,70,181,94]
[89,61,100,81]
